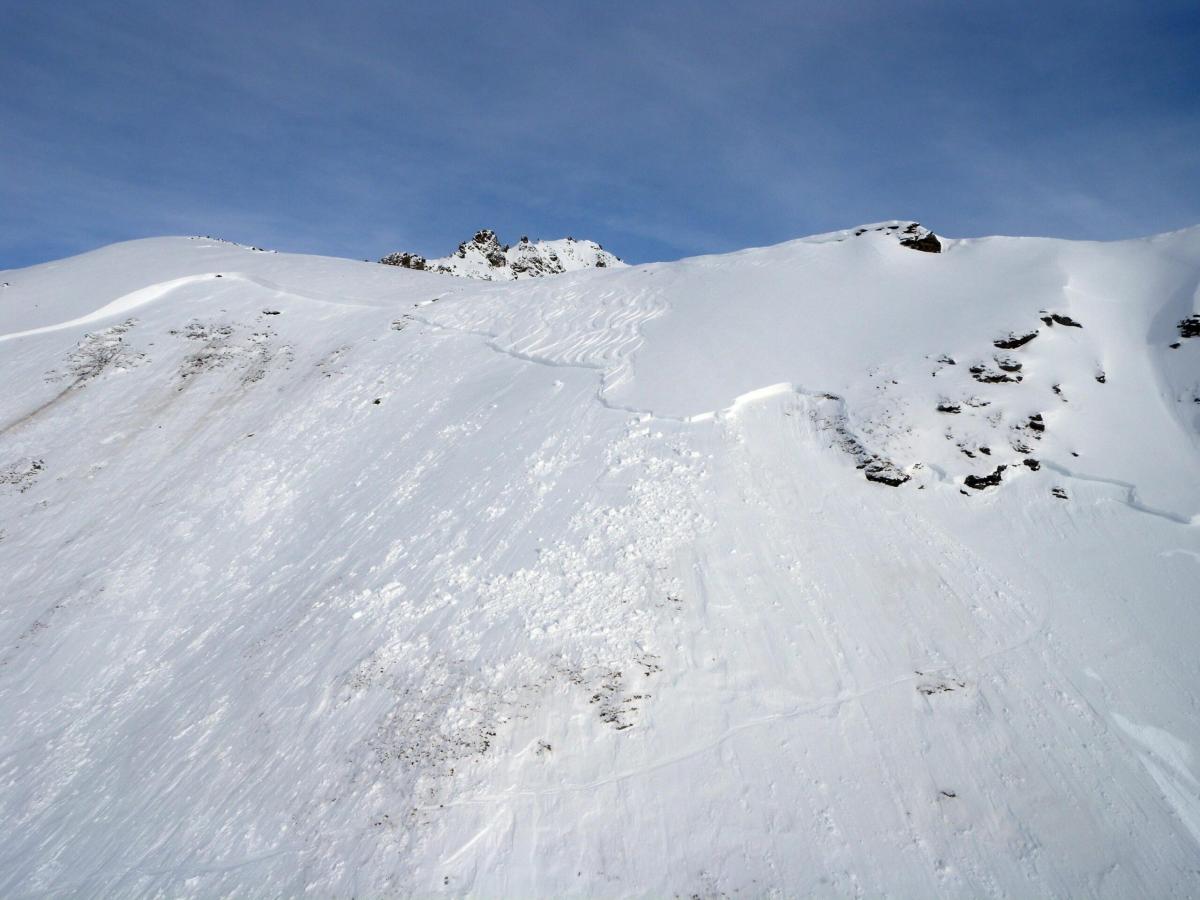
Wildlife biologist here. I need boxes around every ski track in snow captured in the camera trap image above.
[1039,460,1200,526]
[0,275,216,343]
[0,271,380,346]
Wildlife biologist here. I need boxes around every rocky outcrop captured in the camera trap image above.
[994,330,1038,350]
[969,363,1021,384]
[964,465,1007,490]
[1041,313,1083,328]
[380,230,623,281]
[378,251,426,270]
[899,226,942,253]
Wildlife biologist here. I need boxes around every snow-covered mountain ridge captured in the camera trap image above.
[380,228,623,280]
[1,223,1199,896]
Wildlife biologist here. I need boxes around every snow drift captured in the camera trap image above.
[1,224,1199,896]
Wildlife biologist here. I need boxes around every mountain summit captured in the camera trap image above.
[380,228,624,280]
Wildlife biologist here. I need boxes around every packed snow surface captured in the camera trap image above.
[1,225,1199,896]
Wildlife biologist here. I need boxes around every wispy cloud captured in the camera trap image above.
[2,0,1197,268]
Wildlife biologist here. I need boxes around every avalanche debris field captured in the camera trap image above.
[2,225,1199,896]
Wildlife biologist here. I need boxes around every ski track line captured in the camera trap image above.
[1040,460,1199,526]
[232,273,378,309]
[405,311,682,424]
[0,272,380,346]
[0,275,215,344]
[408,312,864,438]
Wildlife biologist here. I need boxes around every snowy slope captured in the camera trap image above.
[380,229,624,280]
[1,225,1199,897]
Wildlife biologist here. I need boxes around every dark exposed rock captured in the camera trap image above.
[970,364,1021,384]
[1042,313,1083,328]
[1051,487,1069,500]
[386,230,623,281]
[1026,414,1045,433]
[456,230,508,267]
[818,403,908,486]
[899,232,942,253]
[994,331,1038,350]
[1095,371,1106,383]
[995,356,1023,373]
[964,465,1007,490]
[379,251,427,270]
[1023,458,1041,471]
[1179,315,1200,339]
[936,403,961,414]
[863,462,910,487]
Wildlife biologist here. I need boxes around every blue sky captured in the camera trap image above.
[2,1,1197,268]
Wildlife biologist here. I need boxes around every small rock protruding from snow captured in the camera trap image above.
[994,330,1039,350]
[379,230,624,280]
[1041,312,1084,328]
[964,465,1007,490]
[969,363,1021,384]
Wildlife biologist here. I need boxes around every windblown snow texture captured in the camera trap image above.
[1,223,1199,896]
